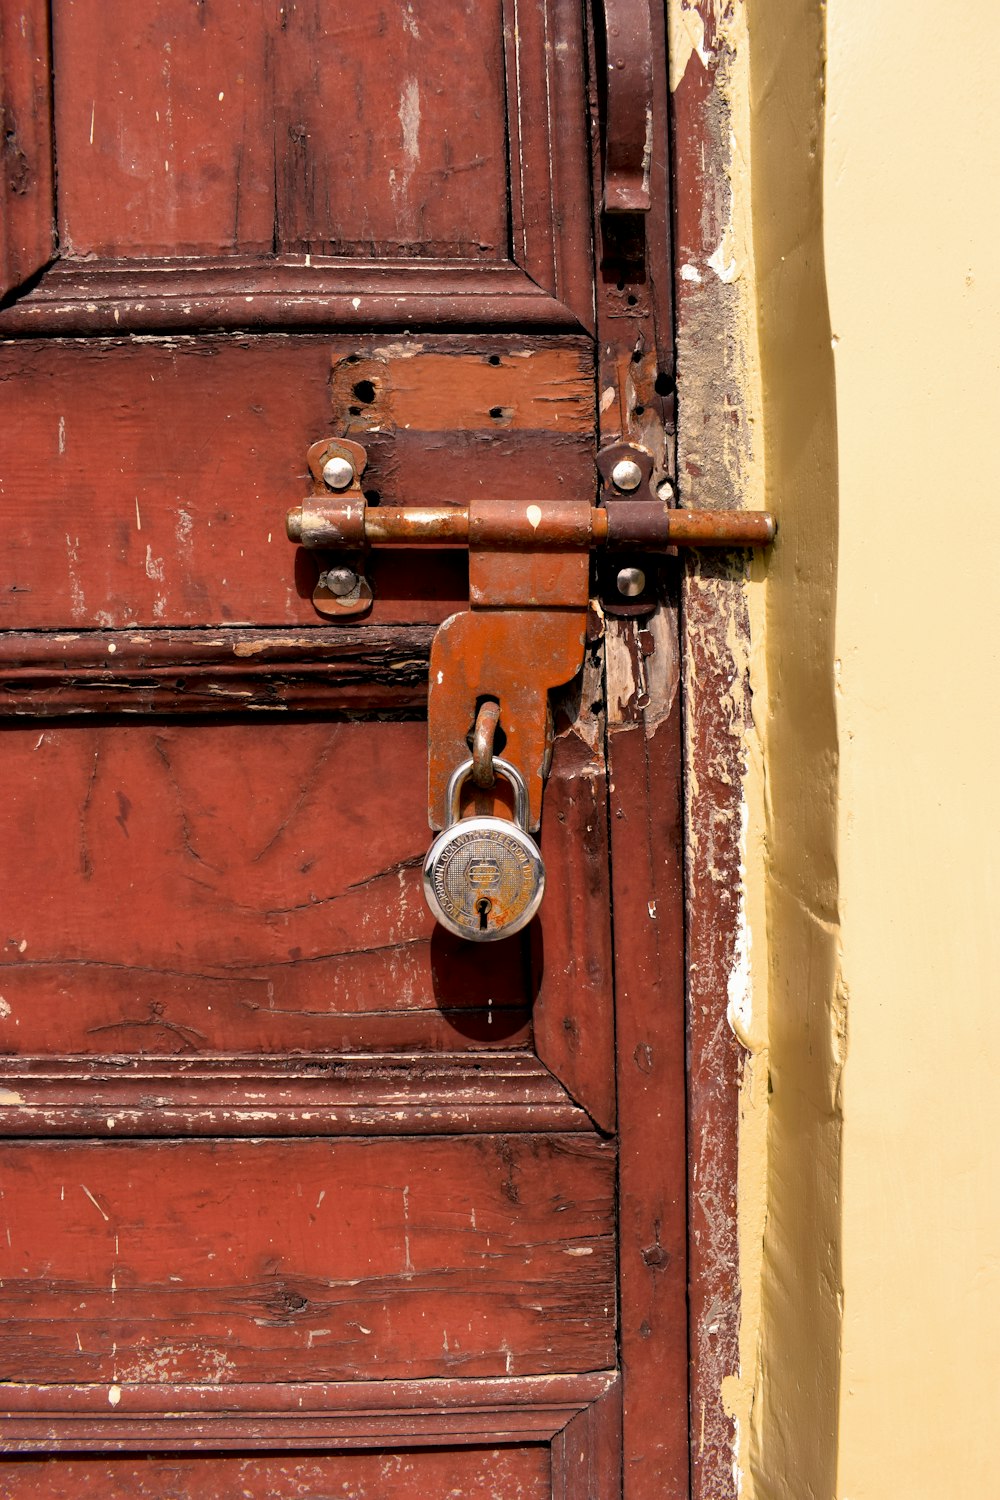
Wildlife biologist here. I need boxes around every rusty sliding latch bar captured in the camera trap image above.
[287,498,775,553]
[285,438,774,840]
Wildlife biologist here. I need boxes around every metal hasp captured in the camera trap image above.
[599,0,654,213]
[286,438,775,835]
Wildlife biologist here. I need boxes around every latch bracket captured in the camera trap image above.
[286,440,774,832]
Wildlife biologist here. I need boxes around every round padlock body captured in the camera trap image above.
[423,814,545,941]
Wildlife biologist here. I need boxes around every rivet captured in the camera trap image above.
[611,457,643,492]
[616,566,646,598]
[320,566,359,598]
[322,454,355,491]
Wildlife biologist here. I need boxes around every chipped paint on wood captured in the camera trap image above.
[670,1,768,1496]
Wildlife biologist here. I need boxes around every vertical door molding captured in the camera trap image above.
[670,4,762,1499]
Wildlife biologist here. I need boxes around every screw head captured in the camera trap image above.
[320,565,360,598]
[611,458,643,492]
[322,454,356,491]
[616,566,646,598]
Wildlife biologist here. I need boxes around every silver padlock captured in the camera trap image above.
[423,757,545,941]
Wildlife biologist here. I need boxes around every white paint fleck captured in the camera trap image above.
[436,670,444,685]
[144,545,165,582]
[708,235,739,284]
[600,385,616,413]
[725,797,754,1048]
[218,91,224,102]
[401,1184,414,1274]
[89,104,95,145]
[0,998,9,1018]
[107,1385,121,1406]
[526,504,542,530]
[107,642,116,654]
[564,1246,594,1256]
[403,3,420,39]
[80,1184,110,1222]
[58,416,66,454]
[0,1088,24,1104]
[399,77,420,169]
[107,1117,117,1129]
[17,940,26,954]
[134,497,142,531]
[65,535,85,619]
[648,900,657,918]
[669,5,712,92]
[679,263,703,284]
[352,297,361,310]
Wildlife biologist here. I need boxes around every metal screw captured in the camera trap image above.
[616,566,646,598]
[322,454,355,491]
[319,565,360,598]
[611,458,643,492]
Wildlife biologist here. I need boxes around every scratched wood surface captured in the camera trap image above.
[53,0,508,260]
[0,1135,615,1384]
[0,1447,551,1499]
[0,719,536,1055]
[0,335,593,630]
[1,0,593,334]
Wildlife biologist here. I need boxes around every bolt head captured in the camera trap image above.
[611,457,643,492]
[616,566,646,598]
[320,566,359,598]
[322,454,356,491]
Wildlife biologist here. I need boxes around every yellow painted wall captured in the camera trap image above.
[738,0,1000,1493]
[671,3,998,1492]
[825,1,1000,1494]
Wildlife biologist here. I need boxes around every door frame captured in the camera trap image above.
[673,5,761,1499]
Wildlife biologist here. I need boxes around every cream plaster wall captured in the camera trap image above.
[825,2,1000,1495]
[672,3,998,1493]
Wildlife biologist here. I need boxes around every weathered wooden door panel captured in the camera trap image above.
[1,1,685,1495]
[53,1,510,261]
[0,719,536,1057]
[0,1137,614,1384]
[0,335,594,631]
[0,0,593,331]
[0,1447,554,1499]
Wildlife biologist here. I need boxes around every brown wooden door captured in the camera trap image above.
[0,2,687,1495]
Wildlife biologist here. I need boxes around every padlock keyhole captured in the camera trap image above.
[476,897,492,931]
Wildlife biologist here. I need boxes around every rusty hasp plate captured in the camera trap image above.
[284,437,775,837]
[600,0,654,213]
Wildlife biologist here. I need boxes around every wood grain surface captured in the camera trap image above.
[0,1446,552,1499]
[0,1135,615,1384]
[0,719,536,1055]
[53,0,508,260]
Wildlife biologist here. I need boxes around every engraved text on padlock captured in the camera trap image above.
[423,758,545,941]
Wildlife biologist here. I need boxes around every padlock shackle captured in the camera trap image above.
[446,756,530,831]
